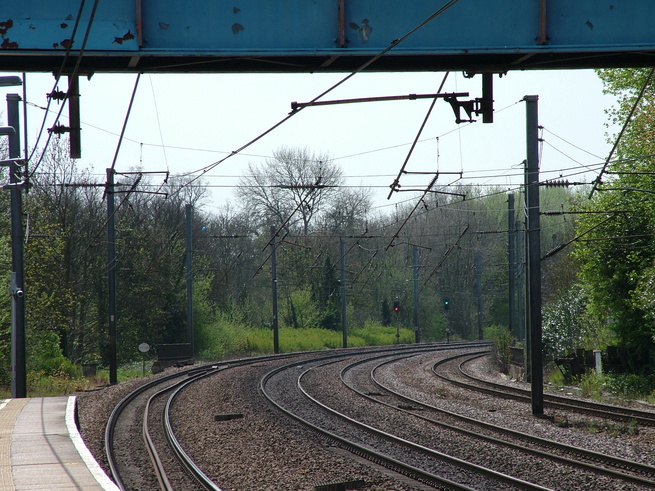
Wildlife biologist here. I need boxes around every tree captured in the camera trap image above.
[573,68,655,351]
[314,256,341,331]
[319,187,372,235]
[381,298,392,326]
[236,146,343,234]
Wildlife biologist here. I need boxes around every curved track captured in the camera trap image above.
[100,344,655,489]
[434,352,655,426]
[343,351,655,488]
[105,353,302,490]
[261,343,557,490]
[105,365,222,490]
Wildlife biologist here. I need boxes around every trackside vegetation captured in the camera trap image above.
[3,72,655,402]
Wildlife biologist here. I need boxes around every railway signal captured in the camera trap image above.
[443,298,450,311]
[393,297,400,312]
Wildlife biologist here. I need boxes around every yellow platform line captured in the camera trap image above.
[0,399,29,491]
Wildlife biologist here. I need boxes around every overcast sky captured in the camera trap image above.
[7,68,616,213]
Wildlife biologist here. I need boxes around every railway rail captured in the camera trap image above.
[105,364,222,490]
[104,346,450,490]
[89,343,655,490]
[342,351,655,488]
[262,344,560,490]
[434,352,655,426]
[104,352,305,490]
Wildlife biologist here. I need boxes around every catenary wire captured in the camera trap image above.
[165,0,465,197]
[29,0,101,178]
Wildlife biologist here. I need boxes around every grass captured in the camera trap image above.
[1,323,420,398]
[197,320,416,359]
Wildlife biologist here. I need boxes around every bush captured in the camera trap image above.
[484,325,513,374]
[604,372,655,399]
[27,368,89,396]
[578,371,606,400]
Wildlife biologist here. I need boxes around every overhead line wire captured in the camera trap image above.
[29,0,101,177]
[386,72,450,199]
[26,0,88,165]
[167,0,464,198]
[589,67,655,198]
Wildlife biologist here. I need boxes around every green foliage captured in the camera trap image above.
[604,372,655,399]
[381,298,392,327]
[483,325,513,374]
[196,314,416,360]
[356,321,415,345]
[26,369,89,397]
[578,371,606,401]
[196,310,253,359]
[314,256,341,331]
[27,330,78,378]
[572,68,655,352]
[282,287,320,329]
[542,286,612,361]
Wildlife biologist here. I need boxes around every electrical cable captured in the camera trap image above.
[541,127,605,160]
[166,0,465,198]
[148,74,169,172]
[386,72,450,199]
[29,0,101,178]
[109,74,141,173]
[589,67,655,198]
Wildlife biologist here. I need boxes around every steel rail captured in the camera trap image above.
[341,352,655,487]
[143,384,178,491]
[260,347,479,490]
[262,344,552,490]
[105,365,218,490]
[105,346,447,489]
[105,352,304,489]
[458,354,655,425]
[163,368,228,491]
[432,352,655,426]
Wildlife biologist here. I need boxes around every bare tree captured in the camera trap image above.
[319,187,372,235]
[236,146,342,234]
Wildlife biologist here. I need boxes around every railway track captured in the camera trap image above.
[105,364,222,490]
[340,350,655,488]
[434,351,655,426]
[97,343,655,489]
[104,346,438,490]
[104,352,304,490]
[262,343,560,490]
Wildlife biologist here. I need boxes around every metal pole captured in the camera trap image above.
[270,226,280,354]
[8,93,26,398]
[516,220,525,343]
[476,251,483,340]
[340,239,347,348]
[524,95,544,416]
[413,245,420,343]
[67,75,81,159]
[22,74,27,174]
[106,168,118,384]
[508,194,516,338]
[185,204,194,353]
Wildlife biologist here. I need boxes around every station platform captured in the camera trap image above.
[0,396,118,490]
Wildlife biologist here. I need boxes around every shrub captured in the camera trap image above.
[484,325,513,374]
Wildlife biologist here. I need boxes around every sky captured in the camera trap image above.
[4,68,616,214]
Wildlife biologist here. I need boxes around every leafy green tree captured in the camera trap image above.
[542,287,593,360]
[0,191,11,385]
[315,256,340,331]
[26,140,105,364]
[573,68,655,351]
[381,298,392,326]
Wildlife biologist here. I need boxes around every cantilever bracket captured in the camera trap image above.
[444,95,483,124]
